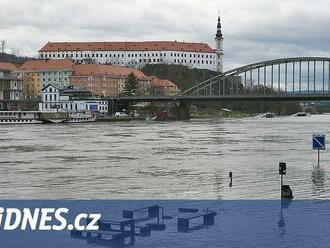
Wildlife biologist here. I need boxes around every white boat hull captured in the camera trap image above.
[43,113,96,124]
[0,111,96,124]
[0,111,42,125]
[0,119,43,124]
[65,117,96,123]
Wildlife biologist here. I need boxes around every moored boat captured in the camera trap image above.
[41,111,96,124]
[65,112,96,123]
[40,111,68,124]
[0,110,96,124]
[0,111,42,124]
[256,112,276,118]
[292,112,310,117]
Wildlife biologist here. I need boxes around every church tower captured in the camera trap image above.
[215,15,224,73]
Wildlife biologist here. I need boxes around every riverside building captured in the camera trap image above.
[40,84,108,114]
[70,64,151,97]
[15,59,74,97]
[38,16,224,72]
[0,69,24,110]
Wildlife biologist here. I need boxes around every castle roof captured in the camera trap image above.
[39,41,215,53]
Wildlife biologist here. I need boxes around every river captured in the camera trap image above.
[1,114,330,199]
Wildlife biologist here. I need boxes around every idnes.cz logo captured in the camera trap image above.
[0,207,101,231]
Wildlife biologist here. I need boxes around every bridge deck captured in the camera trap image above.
[106,94,330,102]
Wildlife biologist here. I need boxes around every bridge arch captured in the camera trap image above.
[180,57,330,97]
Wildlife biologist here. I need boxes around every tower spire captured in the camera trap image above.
[214,12,224,73]
[215,14,223,39]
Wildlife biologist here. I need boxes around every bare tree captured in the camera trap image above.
[0,40,6,54]
[11,48,23,57]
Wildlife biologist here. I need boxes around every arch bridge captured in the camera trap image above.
[178,57,330,101]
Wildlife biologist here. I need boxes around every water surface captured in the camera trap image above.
[1,115,330,199]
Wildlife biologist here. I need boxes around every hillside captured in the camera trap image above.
[0,53,34,64]
[141,64,219,91]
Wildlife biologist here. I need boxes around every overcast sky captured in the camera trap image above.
[1,0,330,70]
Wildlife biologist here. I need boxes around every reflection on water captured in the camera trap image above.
[1,114,330,199]
[311,164,326,197]
[213,169,225,200]
[311,165,325,187]
[278,213,286,236]
[278,200,293,237]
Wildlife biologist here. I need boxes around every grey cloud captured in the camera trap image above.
[1,0,330,72]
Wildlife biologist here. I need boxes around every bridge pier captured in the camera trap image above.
[172,101,190,120]
[108,99,128,116]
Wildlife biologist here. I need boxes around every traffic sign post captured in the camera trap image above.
[278,162,293,199]
[279,162,286,188]
[312,134,326,165]
[229,172,233,187]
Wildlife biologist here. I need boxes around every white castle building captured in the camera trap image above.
[38,17,224,72]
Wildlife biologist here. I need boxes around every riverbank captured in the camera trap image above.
[96,116,146,122]
[96,111,254,122]
[97,110,316,122]
[191,111,253,119]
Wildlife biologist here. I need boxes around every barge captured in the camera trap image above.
[0,111,42,124]
[0,111,96,124]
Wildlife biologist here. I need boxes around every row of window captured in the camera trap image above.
[123,58,214,65]
[78,83,117,89]
[42,78,68,82]
[42,72,69,76]
[0,112,27,116]
[41,52,216,59]
[81,58,215,67]
[0,119,35,123]
[173,59,214,65]
[82,78,121,82]
[44,94,57,101]
[44,103,108,111]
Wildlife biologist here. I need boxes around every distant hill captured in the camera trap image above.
[141,64,219,91]
[0,53,35,64]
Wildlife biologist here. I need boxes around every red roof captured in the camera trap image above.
[18,59,74,71]
[0,62,19,72]
[39,41,215,53]
[72,64,147,80]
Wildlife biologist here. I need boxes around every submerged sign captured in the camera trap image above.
[313,134,326,150]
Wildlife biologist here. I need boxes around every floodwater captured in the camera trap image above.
[1,114,330,199]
